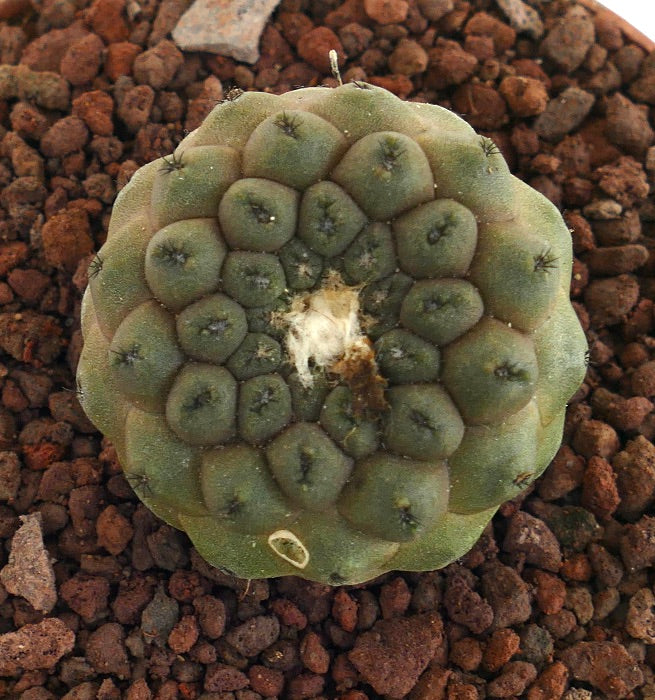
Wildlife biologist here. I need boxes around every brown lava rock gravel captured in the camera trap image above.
[1,0,655,698]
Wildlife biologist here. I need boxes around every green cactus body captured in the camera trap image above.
[77,83,587,584]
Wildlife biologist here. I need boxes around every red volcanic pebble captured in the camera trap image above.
[596,156,650,208]
[287,672,325,700]
[338,22,374,58]
[560,641,643,699]
[499,75,548,117]
[464,33,494,61]
[132,39,184,90]
[368,73,414,98]
[363,0,409,24]
[168,570,209,603]
[59,572,110,623]
[570,258,589,297]
[560,552,594,582]
[581,455,620,521]
[105,41,141,80]
[270,597,308,629]
[297,26,345,73]
[299,630,330,674]
[117,84,155,133]
[591,388,653,432]
[224,615,280,657]
[19,23,89,72]
[332,588,358,632]
[588,543,624,588]
[527,569,567,615]
[60,33,104,86]
[379,576,412,619]
[425,38,477,90]
[72,91,114,136]
[464,11,516,54]
[277,11,314,47]
[572,419,620,459]
[0,618,75,676]
[192,594,226,639]
[96,504,133,555]
[613,436,655,521]
[167,614,199,654]
[389,38,429,75]
[248,664,285,696]
[584,243,648,275]
[451,82,508,130]
[41,206,93,273]
[111,574,156,624]
[348,613,444,698]
[0,311,64,367]
[526,661,569,700]
[631,360,655,396]
[450,637,483,671]
[9,101,49,140]
[620,341,649,368]
[542,609,578,640]
[487,660,538,698]
[0,241,28,277]
[40,116,89,158]
[7,268,49,304]
[605,92,654,156]
[86,0,129,43]
[480,628,518,673]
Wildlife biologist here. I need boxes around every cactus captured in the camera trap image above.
[77,82,587,585]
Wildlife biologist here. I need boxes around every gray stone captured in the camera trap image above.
[0,513,57,613]
[496,0,543,39]
[172,0,282,63]
[533,87,595,142]
[540,6,595,73]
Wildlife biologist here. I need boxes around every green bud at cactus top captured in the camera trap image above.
[77,82,587,585]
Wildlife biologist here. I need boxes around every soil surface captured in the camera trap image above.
[1,0,655,698]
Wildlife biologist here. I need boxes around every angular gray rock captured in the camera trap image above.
[533,87,595,142]
[172,0,282,63]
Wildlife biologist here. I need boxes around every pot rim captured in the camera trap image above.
[578,0,655,52]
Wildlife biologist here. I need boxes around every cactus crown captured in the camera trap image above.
[77,82,587,584]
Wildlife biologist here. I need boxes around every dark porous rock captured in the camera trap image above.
[481,561,532,629]
[224,615,281,657]
[85,623,130,679]
[203,662,249,693]
[620,515,655,572]
[584,274,640,326]
[443,568,493,634]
